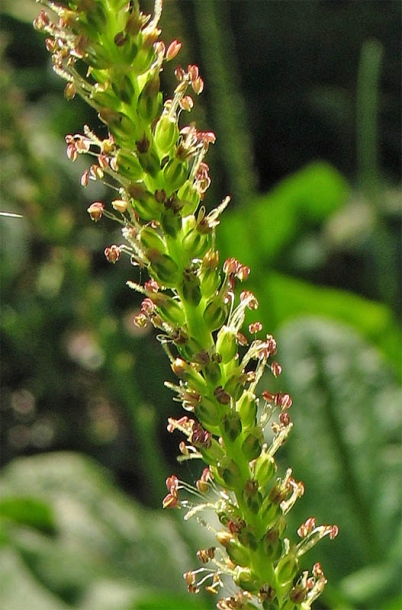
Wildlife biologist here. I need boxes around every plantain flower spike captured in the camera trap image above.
[34,1,337,607]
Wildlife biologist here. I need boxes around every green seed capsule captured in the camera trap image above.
[182,277,202,306]
[163,157,188,193]
[137,77,162,122]
[139,226,166,253]
[242,427,263,461]
[222,412,242,442]
[151,293,185,326]
[225,539,250,568]
[216,457,241,490]
[216,326,237,364]
[203,300,228,331]
[233,567,260,594]
[253,453,277,488]
[194,398,222,428]
[276,552,299,585]
[116,150,144,181]
[137,147,161,177]
[238,390,257,428]
[177,182,200,215]
[154,115,179,155]
[146,250,180,287]
[161,209,182,237]
[171,358,207,394]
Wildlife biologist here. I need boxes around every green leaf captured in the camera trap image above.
[0,453,206,609]
[0,547,71,610]
[0,496,56,534]
[218,161,349,265]
[277,317,401,609]
[259,272,401,371]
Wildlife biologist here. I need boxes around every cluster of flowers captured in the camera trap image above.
[34,1,337,608]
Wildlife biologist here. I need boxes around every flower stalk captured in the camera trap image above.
[34,1,337,608]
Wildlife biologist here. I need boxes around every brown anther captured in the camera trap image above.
[279,411,291,426]
[240,291,258,310]
[114,31,128,46]
[111,199,128,213]
[192,76,204,95]
[80,170,90,187]
[313,562,324,578]
[280,393,292,409]
[87,201,104,222]
[197,547,215,563]
[191,421,212,449]
[249,322,262,334]
[297,517,317,538]
[166,39,182,61]
[270,361,282,378]
[213,386,231,405]
[235,332,248,347]
[104,245,121,263]
[179,95,194,111]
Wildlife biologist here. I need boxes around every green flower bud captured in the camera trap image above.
[199,437,225,463]
[245,492,262,515]
[200,251,221,298]
[237,527,258,550]
[262,527,282,561]
[175,336,203,362]
[154,115,179,155]
[233,567,260,594]
[253,453,277,488]
[139,226,166,253]
[224,370,246,401]
[182,277,202,306]
[146,250,180,287]
[203,299,228,331]
[128,185,161,221]
[242,427,263,461]
[260,498,281,528]
[116,150,144,181]
[91,85,121,111]
[161,209,182,237]
[99,109,137,143]
[111,74,135,104]
[137,146,161,177]
[163,157,188,193]
[216,457,241,490]
[276,551,299,585]
[85,3,107,30]
[238,390,257,428]
[203,361,222,386]
[195,397,222,428]
[177,181,200,215]
[222,412,242,442]
[132,44,155,73]
[225,539,250,568]
[171,359,207,394]
[182,226,210,259]
[151,293,185,327]
[216,326,237,364]
[137,77,162,122]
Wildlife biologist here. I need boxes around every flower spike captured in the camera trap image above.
[34,1,337,607]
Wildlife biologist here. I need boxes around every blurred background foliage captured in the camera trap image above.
[0,1,401,609]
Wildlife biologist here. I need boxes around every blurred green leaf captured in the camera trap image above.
[0,547,71,610]
[260,272,401,371]
[277,316,401,609]
[0,496,56,534]
[1,0,40,22]
[0,452,212,609]
[218,161,349,265]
